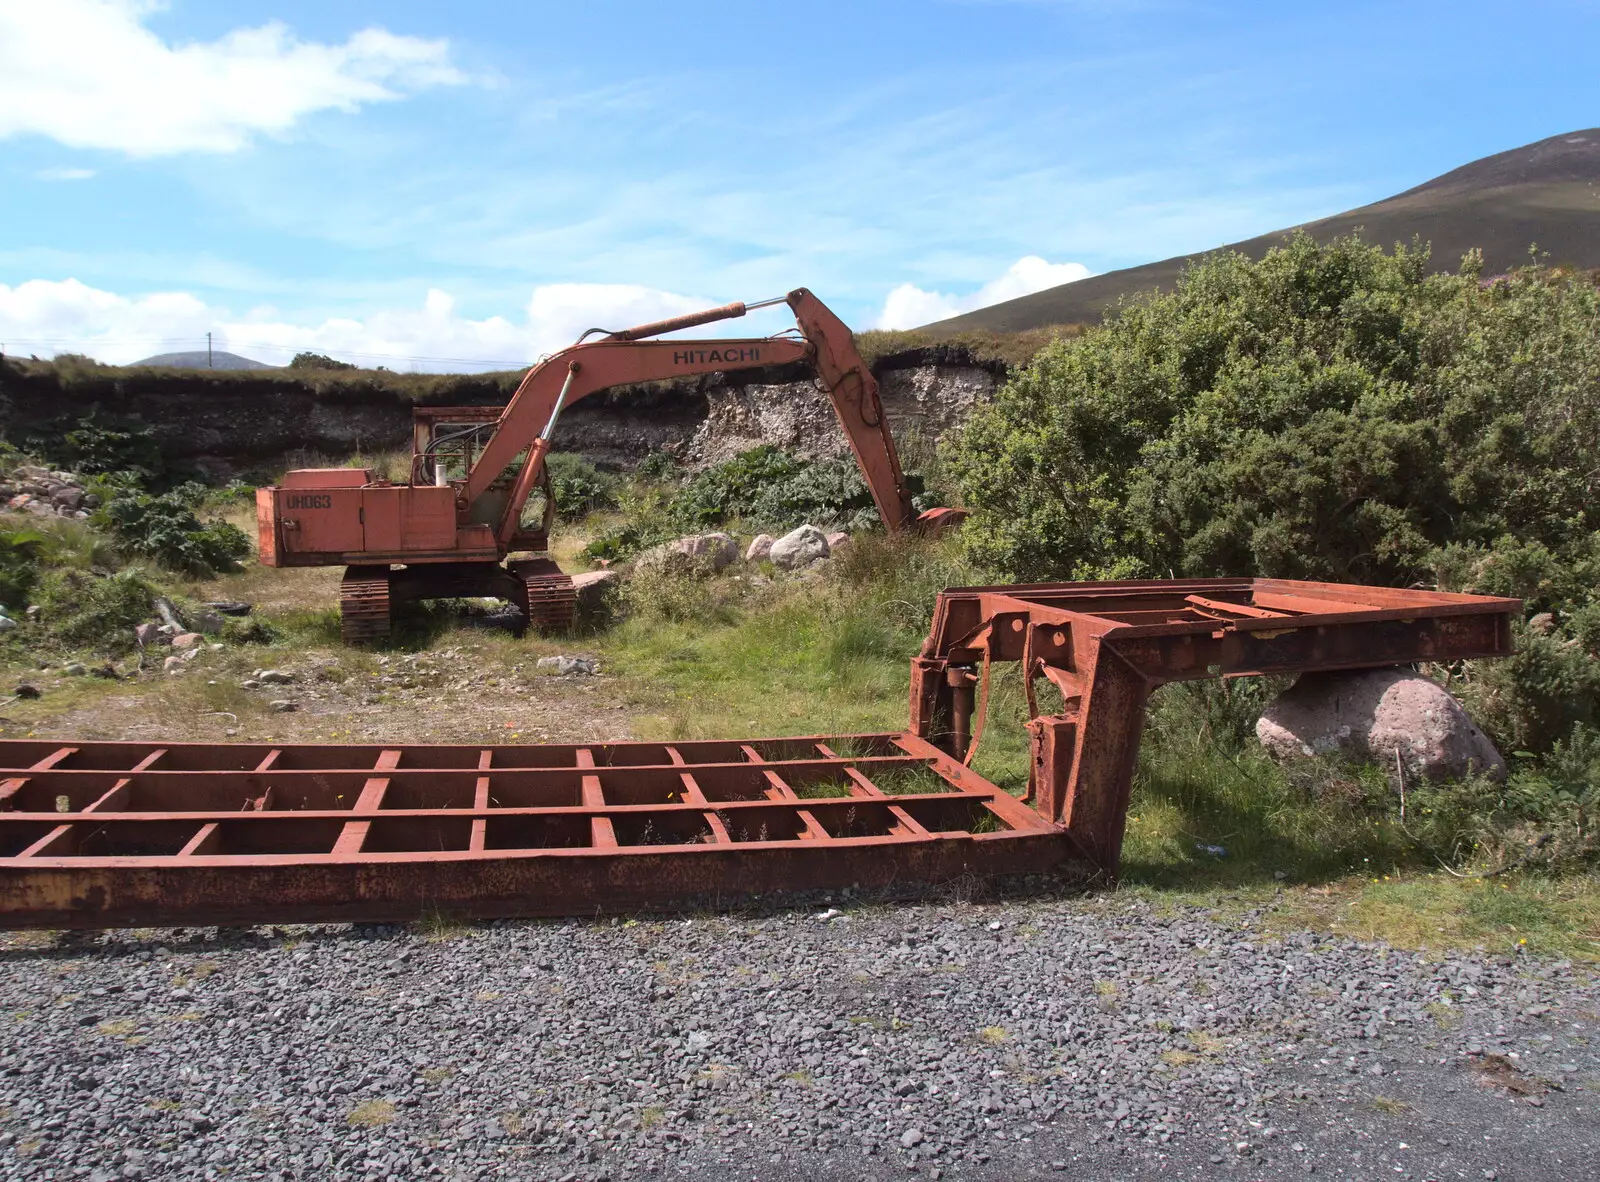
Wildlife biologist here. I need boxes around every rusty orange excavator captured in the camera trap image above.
[257,289,953,643]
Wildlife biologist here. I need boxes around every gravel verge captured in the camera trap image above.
[1,893,1596,1180]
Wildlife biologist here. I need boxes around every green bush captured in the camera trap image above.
[949,235,1600,754]
[35,568,156,651]
[0,527,45,610]
[47,411,168,482]
[667,445,881,533]
[546,453,619,520]
[93,485,250,576]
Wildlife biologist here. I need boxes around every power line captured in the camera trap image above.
[0,334,535,368]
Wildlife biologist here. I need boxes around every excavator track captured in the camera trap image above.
[510,557,577,633]
[339,566,393,645]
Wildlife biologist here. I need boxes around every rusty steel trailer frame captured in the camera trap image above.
[0,579,1517,928]
[0,735,1068,928]
[909,578,1519,869]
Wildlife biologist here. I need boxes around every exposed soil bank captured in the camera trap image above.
[0,348,1007,477]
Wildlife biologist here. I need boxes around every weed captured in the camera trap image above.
[1370,1095,1412,1115]
[1160,1049,1198,1067]
[979,1025,1009,1045]
[1426,1001,1463,1030]
[419,1067,455,1084]
[416,909,471,943]
[96,1018,138,1037]
[346,1100,396,1127]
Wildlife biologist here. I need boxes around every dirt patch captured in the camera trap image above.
[1469,1052,1553,1097]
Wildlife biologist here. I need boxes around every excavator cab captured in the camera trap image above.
[410,407,554,552]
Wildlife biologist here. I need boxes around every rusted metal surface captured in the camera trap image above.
[0,578,1520,929]
[910,577,1520,869]
[0,734,1072,929]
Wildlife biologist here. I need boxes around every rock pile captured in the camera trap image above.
[628,525,843,576]
[136,597,231,673]
[0,465,95,519]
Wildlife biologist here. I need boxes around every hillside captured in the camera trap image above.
[929,128,1600,333]
[133,349,274,370]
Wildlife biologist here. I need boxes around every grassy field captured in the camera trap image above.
[2,516,1595,961]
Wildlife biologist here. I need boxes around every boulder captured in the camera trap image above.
[133,622,161,648]
[258,669,295,685]
[0,617,15,635]
[635,532,739,574]
[169,632,204,651]
[189,609,226,635]
[745,534,775,563]
[570,569,618,617]
[50,487,84,511]
[825,531,851,552]
[769,524,830,570]
[1256,667,1506,783]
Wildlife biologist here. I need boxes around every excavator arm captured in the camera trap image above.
[462,289,916,548]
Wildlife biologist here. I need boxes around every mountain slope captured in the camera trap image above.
[134,350,274,370]
[928,129,1600,334]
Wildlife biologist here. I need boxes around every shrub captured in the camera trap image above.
[48,411,168,482]
[951,237,1599,586]
[288,352,357,371]
[94,486,250,576]
[667,445,881,533]
[545,453,619,520]
[35,569,156,651]
[0,527,45,610]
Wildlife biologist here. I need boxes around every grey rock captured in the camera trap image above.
[636,532,740,574]
[769,524,830,570]
[1257,667,1506,782]
[536,655,599,676]
[189,609,226,635]
[62,662,89,676]
[745,534,776,562]
[258,670,295,685]
[571,569,619,616]
[269,699,298,712]
[0,617,15,635]
[169,632,204,651]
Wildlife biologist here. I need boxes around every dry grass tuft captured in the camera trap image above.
[346,1099,396,1127]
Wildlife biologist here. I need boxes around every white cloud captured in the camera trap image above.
[35,167,96,181]
[0,277,729,371]
[0,0,463,156]
[876,255,1093,329]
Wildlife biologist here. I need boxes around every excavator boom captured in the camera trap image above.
[463,288,914,538]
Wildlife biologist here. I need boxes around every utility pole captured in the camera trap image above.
[207,332,213,368]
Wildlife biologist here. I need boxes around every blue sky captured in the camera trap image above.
[0,0,1594,369]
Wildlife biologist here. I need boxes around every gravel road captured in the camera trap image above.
[2,892,1596,1181]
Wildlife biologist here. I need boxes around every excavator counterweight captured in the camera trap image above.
[256,289,952,643]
